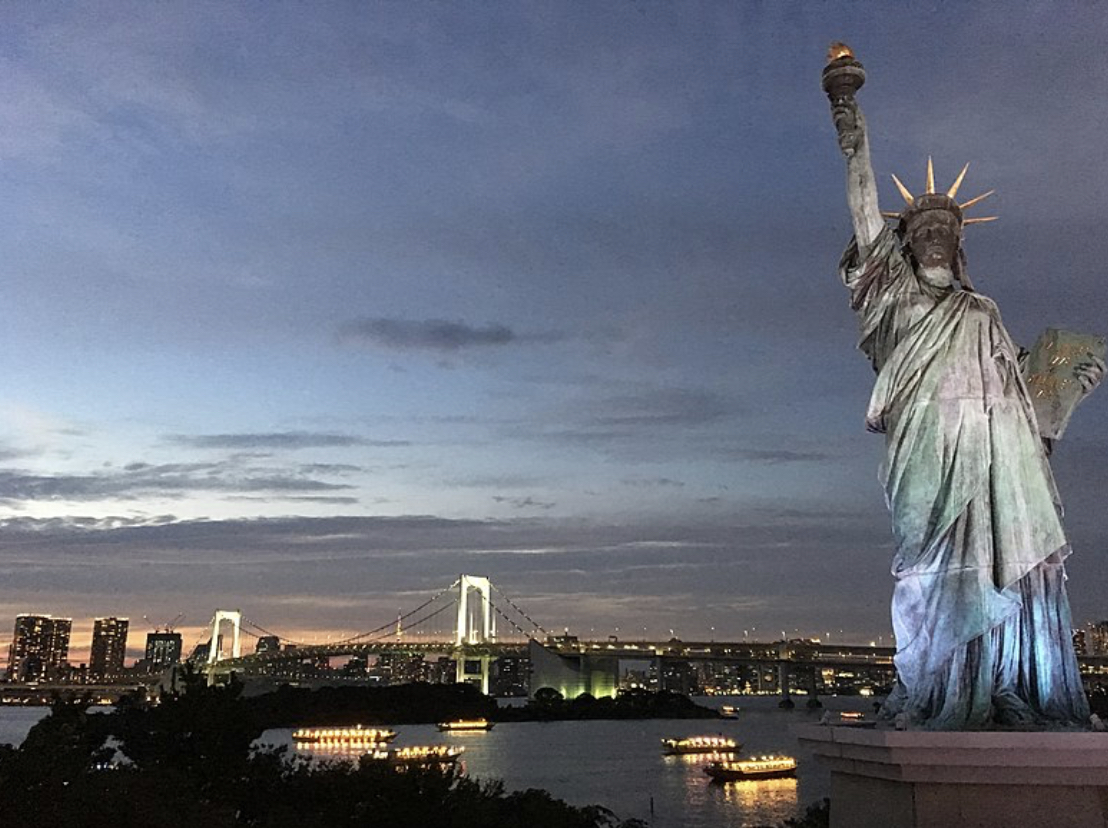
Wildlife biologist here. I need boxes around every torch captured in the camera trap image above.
[822,42,865,104]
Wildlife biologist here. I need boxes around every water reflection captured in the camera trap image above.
[662,751,738,766]
[711,777,799,813]
[292,743,371,761]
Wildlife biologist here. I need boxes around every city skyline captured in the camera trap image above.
[2,4,1108,660]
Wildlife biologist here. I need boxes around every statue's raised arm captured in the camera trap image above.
[823,43,883,251]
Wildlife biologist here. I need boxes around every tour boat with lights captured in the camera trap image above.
[371,744,464,766]
[662,735,740,755]
[703,756,798,781]
[291,725,397,748]
[836,711,876,727]
[719,705,740,719]
[437,718,494,732]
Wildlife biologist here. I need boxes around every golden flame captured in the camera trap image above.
[827,41,855,62]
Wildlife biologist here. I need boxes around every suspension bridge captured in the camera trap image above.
[198,575,548,693]
[194,574,900,700]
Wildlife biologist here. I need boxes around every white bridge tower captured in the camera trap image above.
[454,575,495,693]
[207,609,243,665]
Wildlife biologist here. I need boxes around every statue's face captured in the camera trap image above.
[907,211,959,269]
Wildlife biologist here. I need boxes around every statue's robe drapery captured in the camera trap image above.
[841,226,1089,729]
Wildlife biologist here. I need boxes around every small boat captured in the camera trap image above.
[719,705,740,719]
[704,755,798,782]
[662,735,740,755]
[371,744,464,766]
[836,711,877,728]
[292,725,397,747]
[437,718,494,732]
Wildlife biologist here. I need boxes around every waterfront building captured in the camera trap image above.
[659,659,696,695]
[424,656,455,685]
[341,655,369,677]
[145,630,183,672]
[89,617,129,681]
[372,652,426,684]
[491,655,529,696]
[7,614,72,682]
[255,635,281,654]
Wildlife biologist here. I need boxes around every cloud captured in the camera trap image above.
[339,318,516,352]
[226,495,362,505]
[166,432,408,450]
[723,448,829,464]
[442,474,545,489]
[584,388,732,429]
[621,477,685,488]
[497,384,746,463]
[0,461,355,504]
[0,445,34,463]
[492,495,556,510]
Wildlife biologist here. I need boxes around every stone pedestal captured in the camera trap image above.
[795,724,1108,828]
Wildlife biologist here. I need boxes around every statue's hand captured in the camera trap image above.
[832,100,862,159]
[1075,356,1106,393]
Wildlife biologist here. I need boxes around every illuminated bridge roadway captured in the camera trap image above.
[197,575,899,698]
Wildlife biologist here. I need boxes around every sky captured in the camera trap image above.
[2,2,1108,665]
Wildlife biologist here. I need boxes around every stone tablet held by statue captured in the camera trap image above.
[1024,329,1107,439]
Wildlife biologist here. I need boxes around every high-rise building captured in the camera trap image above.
[1087,621,1108,656]
[145,631,183,672]
[89,617,129,681]
[7,614,72,682]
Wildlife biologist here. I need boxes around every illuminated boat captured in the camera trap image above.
[704,755,798,781]
[437,718,494,732]
[719,705,740,719]
[835,711,876,728]
[662,735,740,755]
[370,744,464,766]
[292,725,397,747]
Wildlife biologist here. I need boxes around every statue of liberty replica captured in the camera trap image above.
[824,44,1105,729]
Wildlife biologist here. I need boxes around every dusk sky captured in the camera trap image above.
[3,2,1108,664]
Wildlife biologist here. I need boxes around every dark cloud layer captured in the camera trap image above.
[167,432,409,450]
[0,462,355,503]
[339,318,516,352]
[0,510,895,642]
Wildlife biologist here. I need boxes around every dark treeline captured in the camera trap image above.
[249,680,497,728]
[213,679,719,728]
[0,674,645,828]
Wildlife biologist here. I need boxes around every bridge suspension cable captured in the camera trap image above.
[487,600,537,639]
[490,581,548,638]
[236,579,462,649]
[351,599,459,646]
[328,579,460,645]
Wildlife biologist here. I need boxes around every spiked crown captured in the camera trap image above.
[882,158,997,233]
